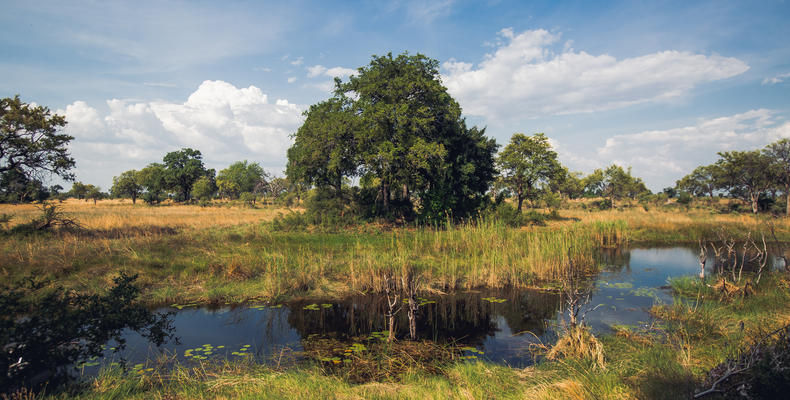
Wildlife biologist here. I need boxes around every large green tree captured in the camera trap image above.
[287,52,497,220]
[714,150,775,213]
[286,98,359,196]
[1,96,75,192]
[110,170,143,204]
[217,160,266,199]
[162,148,212,202]
[495,133,562,212]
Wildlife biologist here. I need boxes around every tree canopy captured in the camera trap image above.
[111,170,143,204]
[0,96,75,196]
[163,148,213,202]
[286,52,498,221]
[217,160,266,199]
[495,133,561,212]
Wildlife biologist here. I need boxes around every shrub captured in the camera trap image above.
[0,273,175,392]
[481,202,546,227]
[592,198,612,210]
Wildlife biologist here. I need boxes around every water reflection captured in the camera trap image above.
[109,246,725,369]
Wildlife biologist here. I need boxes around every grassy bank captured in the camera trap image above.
[38,274,790,399]
[2,201,789,305]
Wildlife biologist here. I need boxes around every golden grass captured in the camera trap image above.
[0,199,291,231]
[546,325,606,369]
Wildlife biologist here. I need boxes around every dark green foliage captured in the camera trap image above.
[0,96,75,189]
[68,181,88,200]
[419,124,498,223]
[481,202,547,227]
[163,148,213,202]
[287,52,497,223]
[496,133,562,212]
[110,170,143,204]
[0,170,52,203]
[138,163,168,204]
[714,150,775,214]
[592,198,612,210]
[663,187,677,198]
[217,160,266,199]
[0,273,175,392]
[191,175,218,201]
[676,191,692,206]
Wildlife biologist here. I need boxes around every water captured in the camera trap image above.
[87,246,761,371]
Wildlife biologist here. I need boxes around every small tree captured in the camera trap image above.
[676,165,718,199]
[496,133,562,212]
[191,175,217,202]
[69,181,88,200]
[217,161,265,199]
[85,185,102,205]
[714,150,775,213]
[111,170,142,204]
[765,139,790,216]
[138,163,168,204]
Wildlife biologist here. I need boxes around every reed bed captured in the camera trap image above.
[0,216,627,304]
[2,202,788,305]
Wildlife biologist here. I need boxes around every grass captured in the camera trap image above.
[2,200,789,305]
[3,199,790,398]
[29,274,788,399]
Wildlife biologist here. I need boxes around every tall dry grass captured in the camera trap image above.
[0,199,288,231]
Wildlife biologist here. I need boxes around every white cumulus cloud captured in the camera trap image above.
[589,109,790,189]
[442,28,750,120]
[58,80,305,188]
[306,64,356,78]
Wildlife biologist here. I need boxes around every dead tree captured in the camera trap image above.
[382,272,401,342]
[401,268,419,340]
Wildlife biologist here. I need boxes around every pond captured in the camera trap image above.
[83,246,774,372]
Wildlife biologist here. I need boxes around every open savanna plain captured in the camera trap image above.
[3,200,790,399]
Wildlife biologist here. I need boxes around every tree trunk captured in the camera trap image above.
[786,184,789,217]
[516,192,524,213]
[382,181,390,211]
[750,192,759,214]
[131,193,137,204]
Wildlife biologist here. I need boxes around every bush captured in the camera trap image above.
[592,198,612,210]
[676,192,692,207]
[481,202,546,227]
[0,273,175,392]
[271,188,362,231]
[239,192,256,207]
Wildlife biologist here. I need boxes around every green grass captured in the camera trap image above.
[0,218,629,305]
[28,274,788,400]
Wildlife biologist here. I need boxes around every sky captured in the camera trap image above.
[2,0,790,191]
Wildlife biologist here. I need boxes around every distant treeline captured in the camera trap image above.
[3,54,789,218]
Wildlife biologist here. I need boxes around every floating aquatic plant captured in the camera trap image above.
[482,297,507,303]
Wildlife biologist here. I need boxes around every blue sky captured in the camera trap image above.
[2,0,789,191]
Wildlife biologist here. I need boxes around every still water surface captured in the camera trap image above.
[100,246,719,369]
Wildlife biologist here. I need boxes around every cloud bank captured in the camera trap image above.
[442,28,750,120]
[58,80,305,188]
[587,109,790,189]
